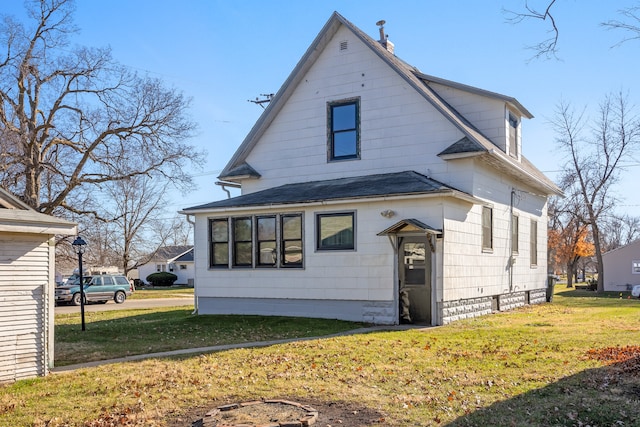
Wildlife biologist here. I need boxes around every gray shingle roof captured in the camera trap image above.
[149,246,193,262]
[184,171,475,211]
[215,12,560,197]
[438,137,485,156]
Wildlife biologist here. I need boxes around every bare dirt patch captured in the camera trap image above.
[168,398,387,427]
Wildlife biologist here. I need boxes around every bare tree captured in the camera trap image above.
[600,213,640,252]
[506,1,640,59]
[504,0,559,60]
[0,0,204,214]
[602,6,640,46]
[551,93,640,292]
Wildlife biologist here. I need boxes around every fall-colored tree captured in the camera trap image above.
[548,225,594,287]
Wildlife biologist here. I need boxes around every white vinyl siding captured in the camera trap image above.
[0,233,50,383]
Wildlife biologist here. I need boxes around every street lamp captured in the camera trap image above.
[71,236,87,331]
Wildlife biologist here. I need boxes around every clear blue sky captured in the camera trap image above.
[4,1,640,216]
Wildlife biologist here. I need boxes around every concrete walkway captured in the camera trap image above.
[51,324,428,373]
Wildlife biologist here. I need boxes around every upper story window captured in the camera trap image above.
[632,260,640,274]
[508,112,519,158]
[482,206,493,251]
[328,98,360,161]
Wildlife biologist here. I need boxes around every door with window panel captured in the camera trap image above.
[398,236,432,324]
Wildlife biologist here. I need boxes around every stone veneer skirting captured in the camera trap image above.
[199,288,549,326]
[442,288,548,325]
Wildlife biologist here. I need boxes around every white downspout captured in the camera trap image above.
[185,214,198,315]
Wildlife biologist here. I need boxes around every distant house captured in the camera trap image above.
[181,12,561,325]
[137,245,194,286]
[602,240,640,292]
[0,188,76,383]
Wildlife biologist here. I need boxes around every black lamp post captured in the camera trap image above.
[72,236,87,331]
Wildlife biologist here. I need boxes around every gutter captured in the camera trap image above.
[181,190,485,215]
[215,181,241,199]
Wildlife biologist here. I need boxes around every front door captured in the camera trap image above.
[398,236,431,324]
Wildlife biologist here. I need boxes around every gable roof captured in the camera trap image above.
[174,248,194,263]
[0,187,77,235]
[218,12,561,197]
[183,171,481,212]
[148,245,194,262]
[377,218,442,236]
[602,239,640,257]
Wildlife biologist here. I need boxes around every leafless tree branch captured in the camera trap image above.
[504,0,559,60]
[602,6,640,47]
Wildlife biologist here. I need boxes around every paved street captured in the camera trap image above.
[54,297,193,315]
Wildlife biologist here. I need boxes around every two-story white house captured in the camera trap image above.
[181,12,561,325]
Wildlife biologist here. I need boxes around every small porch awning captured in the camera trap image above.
[377,218,442,236]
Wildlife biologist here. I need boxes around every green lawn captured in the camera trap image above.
[129,285,194,299]
[1,289,639,426]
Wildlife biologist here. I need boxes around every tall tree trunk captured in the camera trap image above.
[566,261,574,288]
[592,223,605,292]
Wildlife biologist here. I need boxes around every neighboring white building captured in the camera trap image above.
[136,246,194,286]
[602,240,640,292]
[181,13,561,325]
[0,188,76,383]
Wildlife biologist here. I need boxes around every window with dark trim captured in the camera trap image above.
[316,212,355,250]
[328,99,359,161]
[530,220,538,266]
[282,214,303,266]
[508,112,518,158]
[233,217,252,266]
[512,214,519,254]
[210,218,229,267]
[209,213,303,269]
[482,207,493,251]
[256,216,277,266]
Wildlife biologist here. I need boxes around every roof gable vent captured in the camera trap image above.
[339,40,348,51]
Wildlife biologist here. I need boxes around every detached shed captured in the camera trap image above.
[602,240,640,292]
[0,188,76,383]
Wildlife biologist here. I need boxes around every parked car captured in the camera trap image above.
[632,285,640,299]
[55,274,133,306]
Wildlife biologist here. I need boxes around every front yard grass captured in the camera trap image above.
[54,310,362,366]
[129,285,194,299]
[1,289,639,426]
